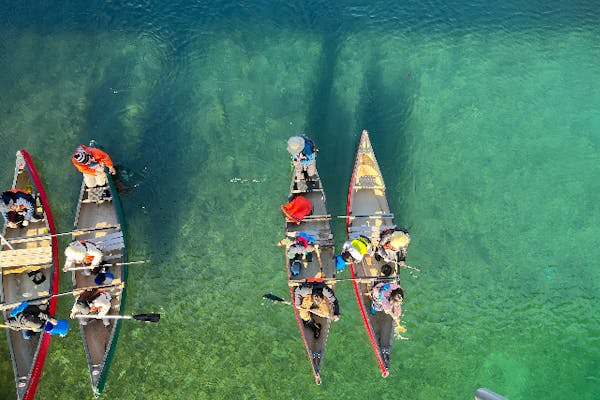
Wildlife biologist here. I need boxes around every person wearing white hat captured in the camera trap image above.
[72,144,116,189]
[63,240,104,276]
[287,135,318,191]
[375,227,411,265]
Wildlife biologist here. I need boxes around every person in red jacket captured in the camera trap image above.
[72,144,116,188]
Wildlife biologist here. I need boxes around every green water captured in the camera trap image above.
[1,2,599,399]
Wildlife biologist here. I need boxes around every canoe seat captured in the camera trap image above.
[92,231,125,253]
[286,230,333,246]
[0,247,52,270]
[354,175,385,190]
[349,225,396,241]
[302,214,331,221]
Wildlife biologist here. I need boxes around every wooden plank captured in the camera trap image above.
[0,246,52,268]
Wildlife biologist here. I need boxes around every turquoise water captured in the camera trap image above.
[1,1,599,399]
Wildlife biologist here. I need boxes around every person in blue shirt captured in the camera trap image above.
[5,302,69,339]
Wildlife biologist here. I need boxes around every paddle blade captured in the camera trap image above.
[263,293,285,303]
[132,313,161,323]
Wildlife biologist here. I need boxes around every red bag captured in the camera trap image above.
[281,195,312,224]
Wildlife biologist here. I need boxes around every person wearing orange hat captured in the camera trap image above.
[72,144,116,189]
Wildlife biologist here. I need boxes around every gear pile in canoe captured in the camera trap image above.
[270,131,412,383]
[1,143,159,399]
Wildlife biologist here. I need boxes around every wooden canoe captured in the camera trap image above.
[284,159,336,384]
[71,141,127,396]
[0,150,60,400]
[346,130,400,377]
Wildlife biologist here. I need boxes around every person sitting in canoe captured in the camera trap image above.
[70,288,112,327]
[278,232,316,277]
[370,281,404,322]
[374,227,410,265]
[287,135,317,192]
[0,189,41,228]
[294,280,340,339]
[5,301,69,339]
[334,236,373,271]
[63,240,104,278]
[71,144,116,190]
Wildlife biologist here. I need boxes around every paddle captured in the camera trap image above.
[393,318,408,340]
[0,233,15,250]
[314,244,324,274]
[391,260,421,272]
[288,275,400,286]
[263,293,331,319]
[336,214,394,219]
[74,313,160,323]
[65,260,149,271]
[0,282,125,311]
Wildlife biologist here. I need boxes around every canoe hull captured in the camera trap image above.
[346,130,400,376]
[284,159,336,384]
[1,150,59,400]
[71,143,127,396]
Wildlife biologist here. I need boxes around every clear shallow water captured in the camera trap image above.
[1,1,599,399]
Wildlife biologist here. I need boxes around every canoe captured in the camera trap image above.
[284,160,336,384]
[346,130,400,377]
[71,141,127,396]
[0,150,60,400]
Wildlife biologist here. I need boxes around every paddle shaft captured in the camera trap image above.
[0,233,15,250]
[65,260,148,271]
[268,296,331,319]
[0,282,124,311]
[337,214,394,219]
[289,275,399,285]
[75,315,134,320]
[74,313,160,322]
[314,245,324,274]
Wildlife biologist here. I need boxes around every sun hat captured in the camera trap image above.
[287,136,305,154]
[389,231,410,250]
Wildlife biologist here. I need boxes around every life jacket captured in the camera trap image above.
[281,195,312,224]
[351,236,371,255]
[73,145,100,169]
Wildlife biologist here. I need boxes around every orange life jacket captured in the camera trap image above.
[281,195,312,224]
